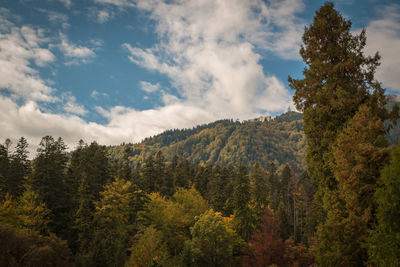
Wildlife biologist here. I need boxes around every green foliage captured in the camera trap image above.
[367,143,400,266]
[289,2,398,265]
[71,141,111,252]
[0,187,51,235]
[0,137,30,199]
[0,222,72,267]
[29,136,70,237]
[83,177,148,267]
[233,166,256,241]
[127,226,169,267]
[144,187,208,262]
[16,186,51,234]
[108,112,306,172]
[251,163,268,213]
[183,209,242,267]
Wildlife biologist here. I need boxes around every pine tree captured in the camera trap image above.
[0,142,10,199]
[317,105,388,265]
[71,141,111,255]
[251,163,268,213]
[367,143,400,265]
[140,154,156,192]
[266,163,279,211]
[233,166,255,241]
[289,2,397,264]
[29,136,70,238]
[154,151,166,194]
[7,137,30,197]
[209,165,229,212]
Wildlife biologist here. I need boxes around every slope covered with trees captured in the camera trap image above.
[109,111,306,172]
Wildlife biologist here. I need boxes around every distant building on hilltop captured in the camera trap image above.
[258,115,272,122]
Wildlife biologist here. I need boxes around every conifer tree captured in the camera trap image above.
[367,143,400,265]
[289,2,397,264]
[251,163,268,213]
[140,154,156,192]
[0,143,10,199]
[7,137,30,197]
[266,163,279,211]
[71,141,111,254]
[233,166,255,241]
[317,105,388,265]
[29,136,70,238]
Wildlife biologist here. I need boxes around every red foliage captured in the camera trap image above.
[243,208,286,267]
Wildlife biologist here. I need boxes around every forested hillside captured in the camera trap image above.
[109,111,306,171]
[109,98,400,173]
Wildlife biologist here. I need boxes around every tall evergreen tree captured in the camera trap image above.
[289,2,397,264]
[233,166,255,241]
[71,141,111,254]
[266,163,279,211]
[29,136,70,238]
[7,137,30,197]
[315,105,388,265]
[251,163,268,213]
[140,154,156,192]
[0,142,10,199]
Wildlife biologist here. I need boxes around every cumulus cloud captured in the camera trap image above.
[364,4,400,92]
[140,81,160,93]
[96,9,111,23]
[62,92,87,115]
[88,7,113,24]
[0,12,56,102]
[121,0,300,120]
[59,33,96,65]
[0,96,215,156]
[0,96,112,156]
[91,90,109,99]
[1,0,306,154]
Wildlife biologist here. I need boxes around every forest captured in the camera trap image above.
[1,2,400,266]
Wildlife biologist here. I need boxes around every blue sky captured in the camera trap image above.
[1,0,399,153]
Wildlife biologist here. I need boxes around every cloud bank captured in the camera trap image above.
[1,1,305,155]
[364,4,400,92]
[7,1,400,157]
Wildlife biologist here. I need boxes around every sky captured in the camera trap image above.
[1,0,400,154]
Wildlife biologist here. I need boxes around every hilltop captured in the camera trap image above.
[109,111,306,171]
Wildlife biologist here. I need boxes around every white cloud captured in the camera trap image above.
[96,9,111,23]
[63,101,87,115]
[42,9,70,29]
[59,33,96,65]
[0,96,216,156]
[91,90,108,99]
[0,96,114,156]
[62,92,87,115]
[122,0,298,120]
[0,13,56,102]
[88,7,114,24]
[364,4,400,92]
[94,0,136,7]
[140,81,160,93]
[59,0,72,8]
[1,0,305,155]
